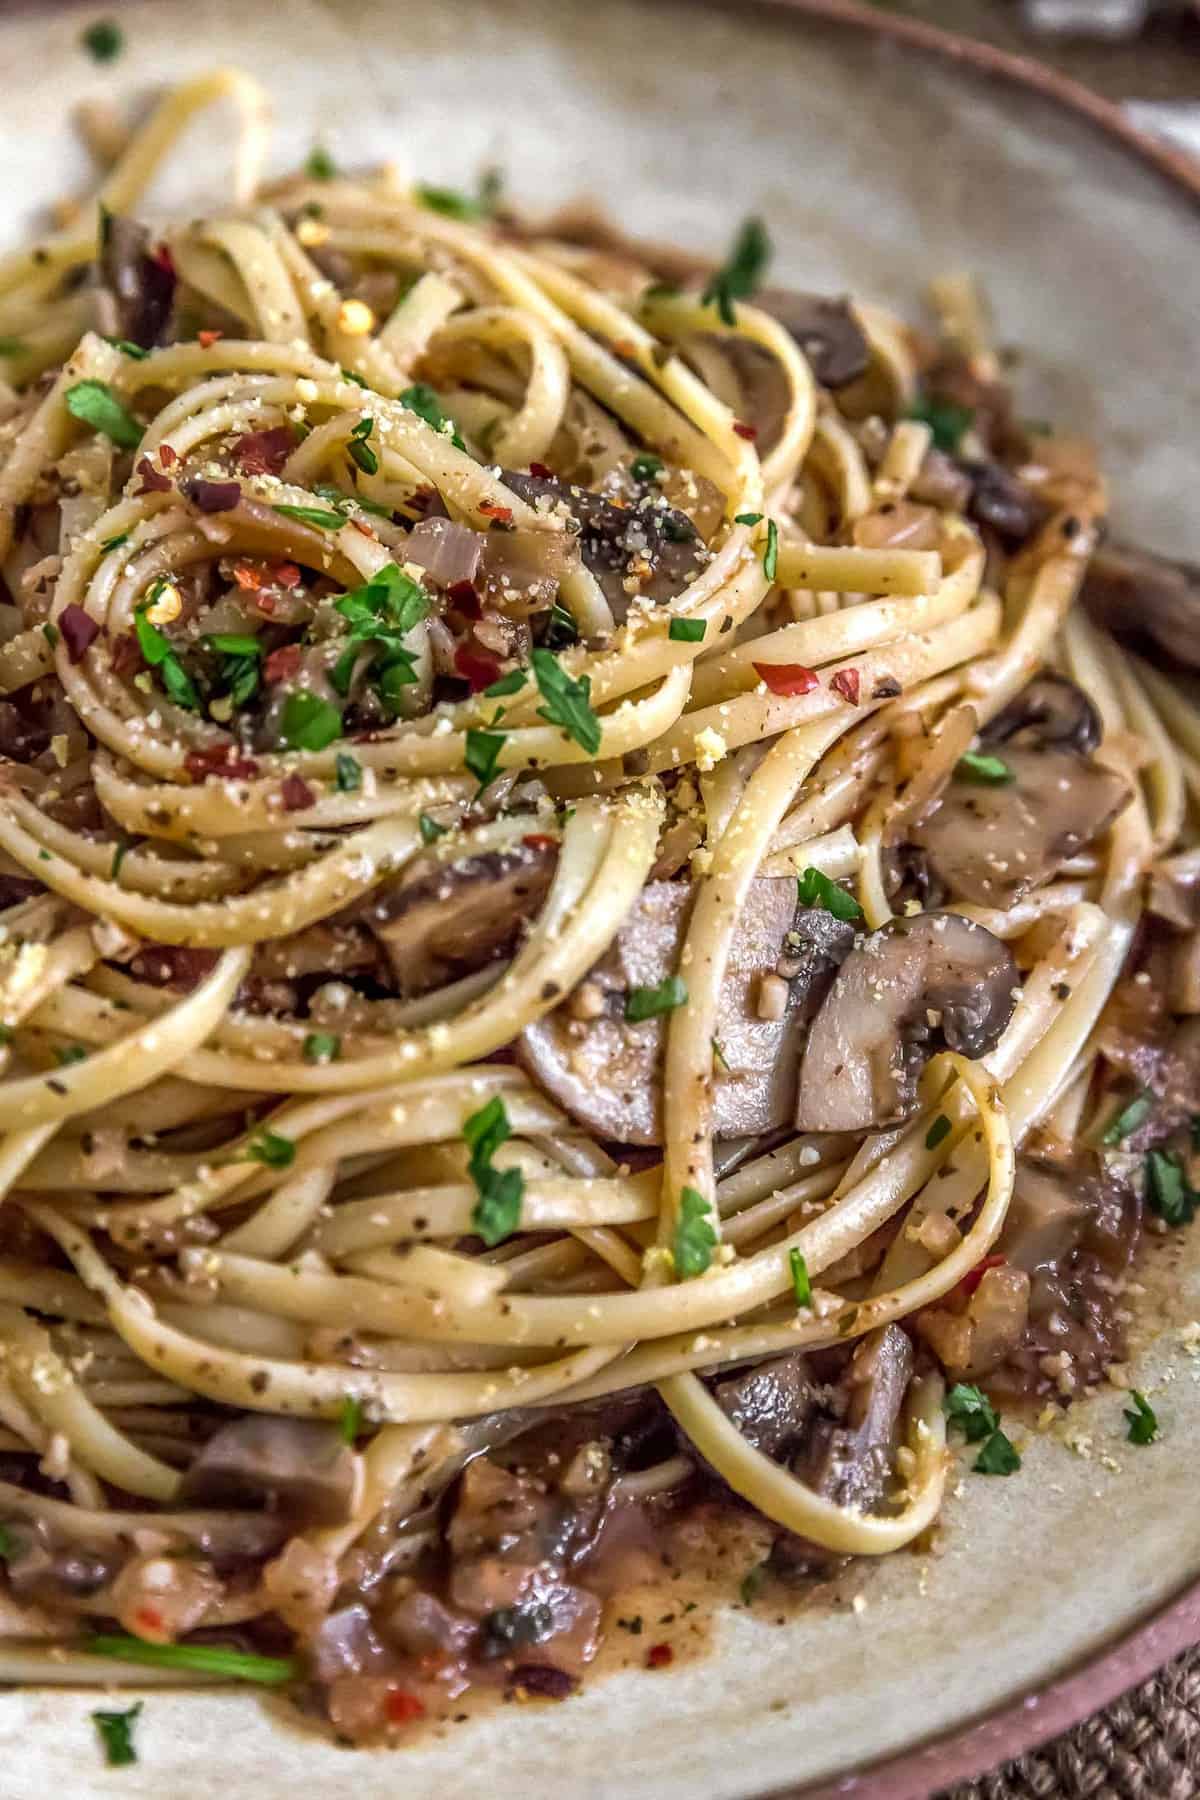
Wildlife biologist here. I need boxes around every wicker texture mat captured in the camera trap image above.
[943,1651,1200,1800]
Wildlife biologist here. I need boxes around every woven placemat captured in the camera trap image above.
[942,1649,1200,1800]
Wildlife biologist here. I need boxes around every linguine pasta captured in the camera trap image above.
[0,67,1195,1743]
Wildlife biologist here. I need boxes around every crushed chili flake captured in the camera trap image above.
[58,604,100,663]
[959,1252,1006,1298]
[272,562,301,589]
[732,420,758,441]
[280,772,315,812]
[109,634,144,677]
[612,338,639,358]
[384,1689,427,1726]
[753,661,820,697]
[264,644,302,684]
[446,579,481,619]
[184,746,260,781]
[153,243,176,279]
[830,667,861,705]
[158,444,178,469]
[522,833,557,851]
[234,426,295,476]
[134,456,172,495]
[528,461,553,478]
[645,1643,674,1669]
[133,1606,165,1638]
[478,502,513,524]
[454,644,501,693]
[197,329,224,348]
[232,562,265,591]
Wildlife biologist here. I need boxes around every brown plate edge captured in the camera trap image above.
[724,3,1200,1793]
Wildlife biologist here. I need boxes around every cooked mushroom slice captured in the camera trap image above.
[799,1325,914,1512]
[907,743,1129,910]
[983,672,1101,754]
[1081,540,1200,669]
[98,214,176,349]
[179,1417,361,1528]
[961,459,1046,546]
[756,290,870,390]
[713,1353,815,1461]
[684,334,790,454]
[518,881,853,1145]
[356,841,557,998]
[500,470,707,622]
[795,912,1018,1134]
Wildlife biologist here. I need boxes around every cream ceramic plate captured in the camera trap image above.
[1,3,1199,1794]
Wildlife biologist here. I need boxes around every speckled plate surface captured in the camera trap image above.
[1,2,1199,1794]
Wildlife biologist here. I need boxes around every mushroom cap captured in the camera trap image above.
[179,1417,361,1528]
[795,911,1018,1133]
[1082,540,1200,670]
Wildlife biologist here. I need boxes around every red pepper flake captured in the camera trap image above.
[646,1643,674,1669]
[197,329,224,348]
[133,1606,165,1638]
[959,1253,1006,1298]
[528,462,553,479]
[58,603,100,663]
[446,579,481,619]
[732,420,758,441]
[134,456,172,495]
[264,643,302,684]
[348,516,377,538]
[454,643,501,693]
[272,562,301,589]
[234,425,295,476]
[184,746,261,781]
[612,338,638,358]
[158,444,178,469]
[478,501,513,524]
[383,1689,426,1726]
[522,833,557,851]
[232,561,265,591]
[280,772,315,812]
[830,667,861,706]
[753,661,820,697]
[109,633,144,677]
[153,243,176,280]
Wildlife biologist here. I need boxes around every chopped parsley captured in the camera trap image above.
[334,752,362,792]
[134,606,199,711]
[85,1635,296,1685]
[465,726,506,792]
[925,1114,952,1151]
[1101,1092,1152,1145]
[331,562,428,705]
[55,1045,88,1067]
[485,668,527,698]
[66,380,142,450]
[414,182,489,221]
[42,622,59,650]
[247,1129,295,1169]
[399,382,466,450]
[303,1033,340,1064]
[272,502,347,531]
[668,618,706,643]
[796,865,862,922]
[624,975,687,1023]
[347,416,378,476]
[91,1701,141,1768]
[280,691,342,752]
[305,145,338,181]
[104,337,149,360]
[81,18,123,62]
[110,840,131,882]
[338,1396,362,1443]
[789,1246,811,1308]
[673,1186,717,1280]
[956,749,1014,785]
[463,1096,524,1246]
[762,518,779,584]
[1124,1390,1159,1445]
[631,452,664,482]
[734,511,763,526]
[418,812,448,845]
[531,647,601,754]
[701,216,771,327]
[544,603,578,650]
[944,1383,1021,1475]
[739,1564,767,1606]
[100,531,130,553]
[1145,1150,1196,1228]
[206,631,262,710]
[907,396,974,454]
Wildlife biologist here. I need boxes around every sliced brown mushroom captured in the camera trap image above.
[518,881,854,1145]
[795,912,1018,1133]
[1082,540,1200,670]
[908,743,1128,910]
[354,841,557,998]
[756,290,870,390]
[500,471,708,622]
[714,1353,815,1460]
[962,459,1047,546]
[178,1417,360,1528]
[799,1324,913,1512]
[983,671,1101,754]
[98,214,176,350]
